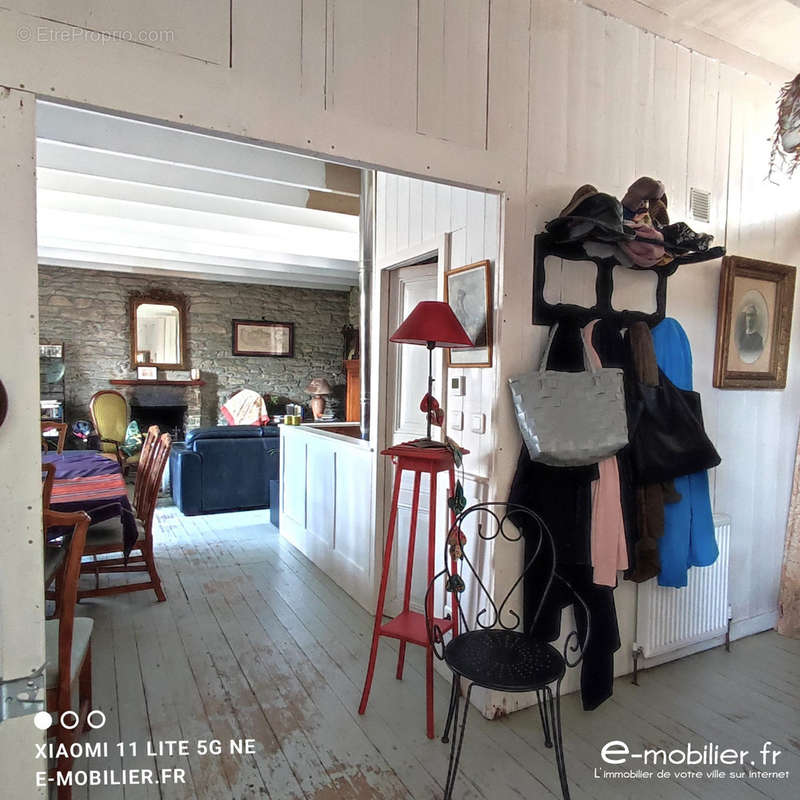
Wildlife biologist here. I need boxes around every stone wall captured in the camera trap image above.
[348,285,360,327]
[38,266,351,426]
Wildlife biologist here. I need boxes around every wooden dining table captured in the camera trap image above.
[44,451,138,556]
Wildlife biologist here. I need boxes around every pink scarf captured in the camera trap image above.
[582,320,628,587]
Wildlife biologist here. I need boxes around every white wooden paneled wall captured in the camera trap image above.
[376,172,501,481]
[517,0,800,633]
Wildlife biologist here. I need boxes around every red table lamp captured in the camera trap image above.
[389,301,473,446]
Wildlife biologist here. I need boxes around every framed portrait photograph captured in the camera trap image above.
[232,319,294,357]
[713,255,796,389]
[445,260,492,368]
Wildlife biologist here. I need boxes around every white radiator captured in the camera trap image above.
[635,513,731,661]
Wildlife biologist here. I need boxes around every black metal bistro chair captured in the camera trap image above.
[425,502,589,800]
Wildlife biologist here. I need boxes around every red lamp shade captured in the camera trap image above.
[389,301,473,348]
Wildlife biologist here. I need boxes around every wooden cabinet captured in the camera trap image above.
[344,359,360,422]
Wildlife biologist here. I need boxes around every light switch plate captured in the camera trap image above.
[449,410,463,431]
[450,376,466,396]
[470,413,485,434]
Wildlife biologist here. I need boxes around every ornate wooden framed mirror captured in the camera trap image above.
[129,292,188,369]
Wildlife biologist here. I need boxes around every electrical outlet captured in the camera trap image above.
[470,413,485,434]
[449,410,463,431]
[443,604,453,620]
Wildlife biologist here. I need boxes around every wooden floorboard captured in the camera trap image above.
[69,505,799,800]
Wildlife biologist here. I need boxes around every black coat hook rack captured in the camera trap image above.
[532,232,724,328]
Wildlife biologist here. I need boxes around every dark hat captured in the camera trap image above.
[622,177,665,212]
[558,184,599,216]
[546,189,634,243]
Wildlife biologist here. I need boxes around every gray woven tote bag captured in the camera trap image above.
[508,323,629,467]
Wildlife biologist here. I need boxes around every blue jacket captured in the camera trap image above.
[651,318,718,587]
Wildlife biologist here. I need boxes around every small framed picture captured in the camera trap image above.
[445,260,492,368]
[39,343,63,358]
[233,320,294,357]
[137,366,157,380]
[713,255,796,389]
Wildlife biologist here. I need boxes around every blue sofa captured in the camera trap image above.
[170,425,280,516]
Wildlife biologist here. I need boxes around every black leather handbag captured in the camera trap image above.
[627,369,721,484]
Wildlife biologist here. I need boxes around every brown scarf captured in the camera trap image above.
[625,322,679,583]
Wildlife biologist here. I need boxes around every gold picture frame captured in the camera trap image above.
[713,255,795,389]
[445,260,492,368]
[232,319,294,357]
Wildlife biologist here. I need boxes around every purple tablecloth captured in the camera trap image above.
[43,451,120,479]
[45,455,138,556]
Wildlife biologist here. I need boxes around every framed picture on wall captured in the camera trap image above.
[713,255,796,389]
[445,260,492,368]
[232,319,294,357]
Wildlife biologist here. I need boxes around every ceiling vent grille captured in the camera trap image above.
[688,187,712,223]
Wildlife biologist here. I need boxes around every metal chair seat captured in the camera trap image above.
[444,629,565,692]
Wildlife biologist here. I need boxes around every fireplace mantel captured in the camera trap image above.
[109,379,205,387]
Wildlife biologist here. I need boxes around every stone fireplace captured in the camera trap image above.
[129,401,188,440]
[111,380,203,442]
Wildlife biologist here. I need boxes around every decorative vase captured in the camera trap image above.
[310,395,326,420]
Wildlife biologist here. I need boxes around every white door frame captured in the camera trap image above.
[369,233,450,605]
[0,88,47,800]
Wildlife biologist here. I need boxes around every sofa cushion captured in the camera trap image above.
[185,425,264,446]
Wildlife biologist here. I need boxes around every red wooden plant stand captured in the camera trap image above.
[358,441,466,739]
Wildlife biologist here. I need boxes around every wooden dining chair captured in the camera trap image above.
[43,508,92,800]
[78,433,172,602]
[42,463,67,600]
[41,420,68,454]
[132,424,160,516]
[42,462,56,510]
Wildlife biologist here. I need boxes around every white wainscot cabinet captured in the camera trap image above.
[279,425,375,610]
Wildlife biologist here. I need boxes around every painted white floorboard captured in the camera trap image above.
[65,504,799,800]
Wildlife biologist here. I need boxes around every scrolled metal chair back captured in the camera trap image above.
[426,501,589,669]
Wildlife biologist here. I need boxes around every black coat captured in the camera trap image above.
[508,320,629,710]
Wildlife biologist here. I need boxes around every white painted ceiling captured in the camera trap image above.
[638,0,800,75]
[36,101,361,290]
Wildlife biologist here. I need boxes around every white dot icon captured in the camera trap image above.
[33,711,53,730]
